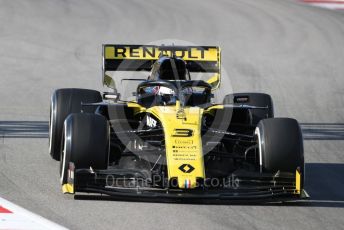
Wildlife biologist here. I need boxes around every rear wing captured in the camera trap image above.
[102,44,221,90]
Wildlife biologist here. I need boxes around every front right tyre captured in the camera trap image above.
[49,88,102,160]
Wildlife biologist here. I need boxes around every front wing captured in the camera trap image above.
[62,167,308,202]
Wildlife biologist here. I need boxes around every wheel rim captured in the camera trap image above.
[254,127,263,173]
[60,124,67,184]
[48,98,54,154]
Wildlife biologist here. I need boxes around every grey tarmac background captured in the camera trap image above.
[1,0,344,229]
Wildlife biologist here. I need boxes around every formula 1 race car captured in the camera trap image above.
[49,44,307,201]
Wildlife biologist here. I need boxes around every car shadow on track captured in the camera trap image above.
[300,163,344,208]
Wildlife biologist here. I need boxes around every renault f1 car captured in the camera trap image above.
[48,44,307,201]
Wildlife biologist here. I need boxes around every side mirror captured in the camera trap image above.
[206,73,220,91]
[103,74,116,90]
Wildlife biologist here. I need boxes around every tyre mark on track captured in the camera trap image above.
[0,121,49,138]
[1,121,343,140]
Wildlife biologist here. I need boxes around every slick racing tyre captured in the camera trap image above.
[49,88,102,160]
[223,93,274,125]
[60,113,109,185]
[255,118,304,186]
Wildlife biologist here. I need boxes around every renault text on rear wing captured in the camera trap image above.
[102,44,221,89]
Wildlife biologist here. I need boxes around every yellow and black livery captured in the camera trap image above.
[52,45,308,201]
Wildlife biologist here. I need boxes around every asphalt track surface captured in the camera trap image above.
[1,0,344,229]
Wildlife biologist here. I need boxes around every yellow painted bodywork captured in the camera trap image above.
[204,104,224,116]
[295,169,301,195]
[147,105,205,189]
[206,73,220,90]
[127,101,146,115]
[62,183,74,194]
[206,47,221,90]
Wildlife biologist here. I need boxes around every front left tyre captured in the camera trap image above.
[60,113,109,185]
[255,118,304,187]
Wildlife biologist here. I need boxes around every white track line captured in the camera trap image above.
[0,197,67,230]
[300,0,344,10]
[308,3,344,9]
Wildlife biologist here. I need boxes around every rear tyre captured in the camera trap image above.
[49,88,102,160]
[255,118,304,185]
[223,93,274,125]
[60,113,109,185]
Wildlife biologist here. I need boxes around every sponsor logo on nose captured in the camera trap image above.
[178,164,195,173]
